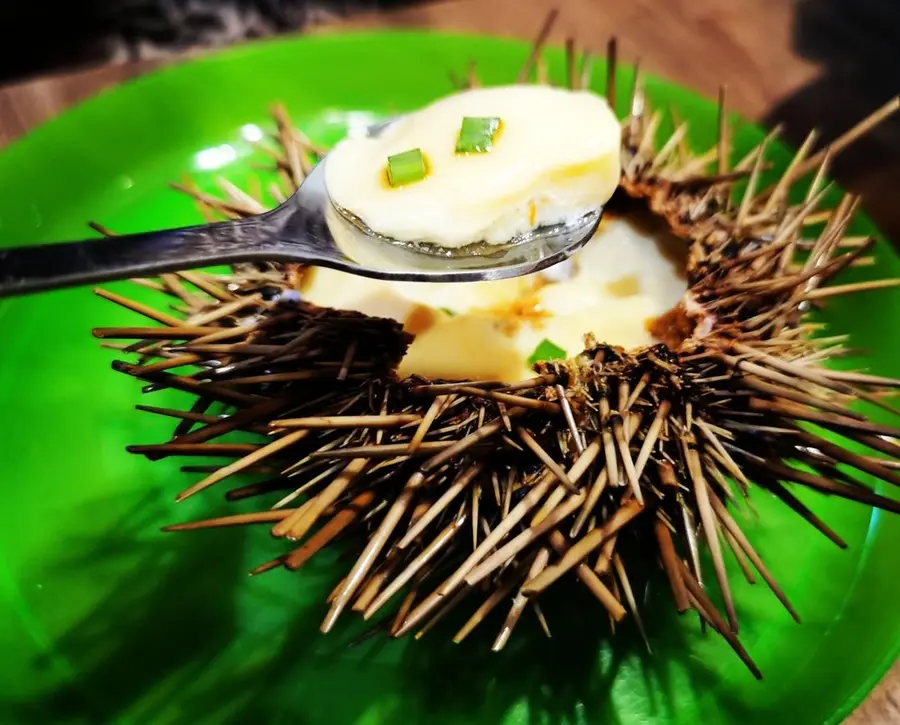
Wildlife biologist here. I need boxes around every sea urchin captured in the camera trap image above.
[89,20,900,679]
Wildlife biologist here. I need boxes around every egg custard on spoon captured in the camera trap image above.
[0,84,622,298]
[324,84,621,253]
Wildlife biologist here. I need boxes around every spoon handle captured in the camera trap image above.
[0,218,269,298]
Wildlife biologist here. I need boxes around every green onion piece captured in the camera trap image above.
[387,148,428,187]
[439,307,456,317]
[528,338,567,367]
[455,116,502,154]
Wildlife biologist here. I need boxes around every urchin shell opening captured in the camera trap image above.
[88,19,900,680]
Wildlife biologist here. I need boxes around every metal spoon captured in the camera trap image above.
[0,123,603,298]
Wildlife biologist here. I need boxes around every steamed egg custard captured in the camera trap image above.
[303,212,688,381]
[323,84,621,249]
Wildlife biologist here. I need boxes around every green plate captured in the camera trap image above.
[1,30,899,725]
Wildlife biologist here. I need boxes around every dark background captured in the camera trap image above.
[0,0,416,85]
[764,0,900,242]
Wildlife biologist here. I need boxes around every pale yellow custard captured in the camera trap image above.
[303,213,688,381]
[324,84,621,248]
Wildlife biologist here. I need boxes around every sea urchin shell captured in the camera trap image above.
[89,22,900,678]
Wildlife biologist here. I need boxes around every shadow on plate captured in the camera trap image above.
[4,487,755,724]
[3,488,248,724]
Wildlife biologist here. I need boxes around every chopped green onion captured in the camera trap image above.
[439,307,457,317]
[528,338,567,367]
[387,148,428,187]
[455,116,502,154]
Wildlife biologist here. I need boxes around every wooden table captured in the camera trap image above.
[0,0,821,145]
[0,0,897,721]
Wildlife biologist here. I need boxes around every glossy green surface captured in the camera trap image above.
[1,31,899,725]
